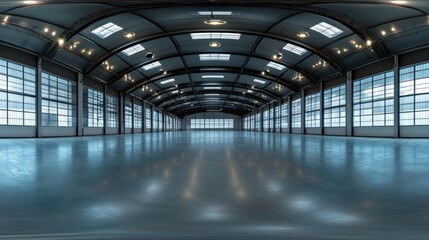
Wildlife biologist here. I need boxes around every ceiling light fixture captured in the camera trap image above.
[204,19,227,25]
[273,53,283,60]
[58,39,65,46]
[22,0,39,4]
[390,1,408,4]
[297,31,309,38]
[124,32,135,38]
[209,42,221,48]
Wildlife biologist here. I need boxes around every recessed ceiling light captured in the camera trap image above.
[124,32,135,38]
[273,53,283,60]
[172,90,179,94]
[366,40,372,46]
[205,94,220,96]
[142,61,161,71]
[209,42,221,48]
[190,32,241,40]
[283,43,308,56]
[310,22,343,38]
[204,19,227,25]
[202,75,224,78]
[297,31,309,38]
[91,22,123,39]
[58,39,65,46]
[267,61,286,71]
[381,30,386,36]
[204,86,222,90]
[253,79,266,84]
[247,90,253,93]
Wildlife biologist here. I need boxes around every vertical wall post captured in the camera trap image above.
[346,71,353,136]
[119,92,124,134]
[77,72,83,136]
[36,57,42,138]
[320,82,324,135]
[103,85,107,135]
[287,95,292,134]
[394,55,400,138]
[301,90,305,134]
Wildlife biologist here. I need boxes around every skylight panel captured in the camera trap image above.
[199,54,230,61]
[253,79,266,84]
[204,86,222,90]
[283,43,307,56]
[121,44,145,56]
[91,22,123,39]
[190,32,241,40]
[171,90,179,94]
[160,78,175,84]
[205,94,220,96]
[310,22,343,38]
[142,61,162,71]
[197,11,233,15]
[202,75,224,79]
[267,61,286,71]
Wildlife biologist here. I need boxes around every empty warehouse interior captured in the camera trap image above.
[1,0,429,239]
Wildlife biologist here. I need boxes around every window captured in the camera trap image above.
[267,61,286,71]
[190,32,241,40]
[106,95,118,128]
[255,112,261,131]
[263,109,269,132]
[400,62,429,126]
[305,93,320,128]
[41,72,76,127]
[283,43,307,56]
[153,110,159,131]
[124,101,132,128]
[145,107,152,130]
[158,112,163,131]
[91,22,123,39]
[142,61,162,71]
[324,84,346,127]
[134,104,142,129]
[84,88,104,127]
[353,71,394,127]
[190,119,234,129]
[292,98,301,128]
[275,105,280,131]
[281,102,288,130]
[0,59,36,126]
[199,54,230,61]
[121,44,145,56]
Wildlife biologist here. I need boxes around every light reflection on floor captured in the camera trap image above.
[0,132,429,239]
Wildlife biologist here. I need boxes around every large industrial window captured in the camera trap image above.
[274,105,280,131]
[255,112,261,131]
[324,84,346,127]
[353,71,394,127]
[124,101,132,128]
[41,72,76,127]
[145,107,151,130]
[263,109,269,131]
[106,95,118,128]
[0,59,36,126]
[190,119,234,129]
[153,110,159,131]
[400,62,429,126]
[269,107,275,131]
[158,111,163,131]
[133,104,142,129]
[83,87,104,127]
[291,98,301,128]
[281,102,288,130]
[305,93,320,127]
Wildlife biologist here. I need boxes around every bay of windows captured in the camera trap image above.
[134,104,142,129]
[124,101,132,128]
[324,84,346,127]
[305,93,320,128]
[291,98,301,128]
[84,87,104,127]
[106,95,118,128]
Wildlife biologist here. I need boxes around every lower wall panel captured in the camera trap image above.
[353,127,394,137]
[400,126,429,137]
[106,128,119,135]
[324,127,346,136]
[292,128,301,134]
[0,126,36,138]
[83,127,103,136]
[41,127,75,137]
[134,128,142,133]
[305,127,322,135]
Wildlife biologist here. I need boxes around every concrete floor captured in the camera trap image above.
[0,132,429,239]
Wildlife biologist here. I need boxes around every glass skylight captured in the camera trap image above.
[310,22,343,38]
[142,61,162,71]
[253,79,266,84]
[171,90,179,94]
[267,61,286,71]
[197,11,233,15]
[121,44,145,56]
[200,54,230,61]
[202,75,224,78]
[191,32,241,40]
[247,90,254,93]
[205,94,220,96]
[204,86,222,90]
[283,43,308,56]
[160,78,175,84]
[91,22,123,39]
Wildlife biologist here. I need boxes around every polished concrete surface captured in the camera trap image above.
[1,132,429,239]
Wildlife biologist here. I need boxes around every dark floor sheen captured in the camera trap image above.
[1,132,429,239]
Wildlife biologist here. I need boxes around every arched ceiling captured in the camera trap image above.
[1,0,428,117]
